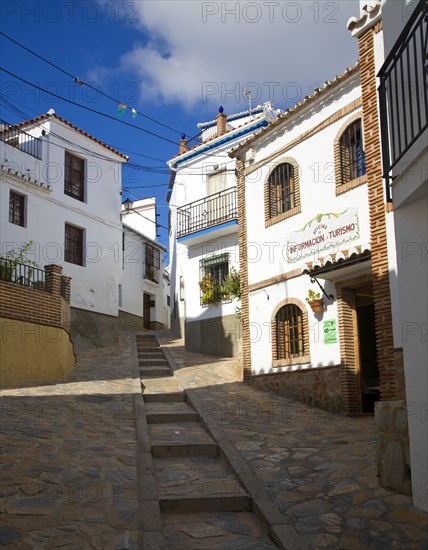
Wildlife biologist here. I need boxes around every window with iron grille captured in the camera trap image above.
[339,120,366,184]
[268,163,295,218]
[145,243,160,281]
[9,191,25,227]
[199,253,229,306]
[65,223,84,266]
[275,304,304,359]
[65,151,85,201]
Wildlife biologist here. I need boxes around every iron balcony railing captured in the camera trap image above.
[0,257,46,291]
[378,0,428,202]
[176,187,238,238]
[0,120,42,159]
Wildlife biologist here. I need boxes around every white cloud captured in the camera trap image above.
[98,0,360,111]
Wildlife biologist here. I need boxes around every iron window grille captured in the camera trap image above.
[275,304,305,359]
[65,151,85,201]
[339,120,366,184]
[9,191,25,227]
[65,223,84,266]
[268,163,295,218]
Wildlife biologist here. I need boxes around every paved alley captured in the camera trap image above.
[1,330,427,549]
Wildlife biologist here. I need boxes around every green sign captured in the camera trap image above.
[323,319,338,344]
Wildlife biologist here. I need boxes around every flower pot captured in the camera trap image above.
[308,298,324,313]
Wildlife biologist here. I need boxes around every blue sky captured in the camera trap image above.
[0,0,360,251]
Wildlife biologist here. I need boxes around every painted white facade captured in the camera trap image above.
[121,222,167,329]
[1,110,168,335]
[235,70,375,376]
[167,103,280,354]
[0,110,127,318]
[377,0,428,512]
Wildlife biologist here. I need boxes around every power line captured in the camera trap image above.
[0,30,184,137]
[0,66,178,146]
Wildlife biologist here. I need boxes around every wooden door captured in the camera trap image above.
[143,293,151,330]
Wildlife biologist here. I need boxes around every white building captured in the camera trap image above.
[167,103,280,356]
[121,198,168,331]
[354,0,427,513]
[1,110,167,346]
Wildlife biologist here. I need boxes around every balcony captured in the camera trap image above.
[0,121,42,159]
[177,187,238,243]
[378,0,427,202]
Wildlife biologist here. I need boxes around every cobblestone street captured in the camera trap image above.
[1,331,427,549]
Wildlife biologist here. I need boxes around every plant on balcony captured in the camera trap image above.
[222,267,241,300]
[199,273,222,305]
[1,241,40,282]
[306,289,323,313]
[145,267,158,283]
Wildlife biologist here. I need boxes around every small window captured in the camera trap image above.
[65,223,84,266]
[275,304,304,360]
[268,163,295,218]
[118,284,122,307]
[65,151,85,201]
[199,253,229,306]
[339,119,366,184]
[9,191,25,227]
[145,243,160,282]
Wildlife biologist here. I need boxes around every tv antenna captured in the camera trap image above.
[244,88,252,116]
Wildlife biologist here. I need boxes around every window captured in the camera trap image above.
[199,253,229,306]
[265,159,301,226]
[65,223,84,266]
[339,119,366,184]
[275,304,304,360]
[65,151,85,201]
[145,243,160,282]
[268,163,295,217]
[9,191,25,227]
[118,284,122,307]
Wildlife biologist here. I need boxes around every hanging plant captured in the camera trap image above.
[199,273,221,305]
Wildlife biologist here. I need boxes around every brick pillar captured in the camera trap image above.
[358,29,398,400]
[61,276,71,304]
[236,157,252,381]
[45,264,62,295]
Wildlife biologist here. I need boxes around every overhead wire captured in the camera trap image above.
[0,30,184,137]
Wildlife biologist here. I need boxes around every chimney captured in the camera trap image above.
[179,133,188,154]
[216,106,227,136]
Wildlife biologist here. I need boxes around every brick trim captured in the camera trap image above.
[333,112,368,195]
[264,157,302,227]
[270,297,310,368]
[236,157,252,381]
[358,29,397,401]
[245,98,362,177]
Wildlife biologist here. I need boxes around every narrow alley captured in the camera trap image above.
[1,331,427,549]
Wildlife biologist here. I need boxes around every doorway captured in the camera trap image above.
[355,285,380,413]
[143,293,151,330]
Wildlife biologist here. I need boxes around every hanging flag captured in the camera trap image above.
[74,77,84,87]
[117,103,127,116]
[131,108,137,119]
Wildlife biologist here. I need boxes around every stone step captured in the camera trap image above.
[162,511,278,549]
[145,400,199,423]
[138,352,166,359]
[159,494,251,514]
[152,443,219,459]
[140,367,173,378]
[137,346,161,352]
[148,422,213,446]
[144,392,186,403]
[139,358,169,365]
[153,456,246,502]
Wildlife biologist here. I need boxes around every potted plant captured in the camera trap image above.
[306,289,324,313]
[199,273,220,306]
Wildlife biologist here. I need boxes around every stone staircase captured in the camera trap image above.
[136,334,278,549]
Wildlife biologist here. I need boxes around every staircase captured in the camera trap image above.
[136,334,278,549]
